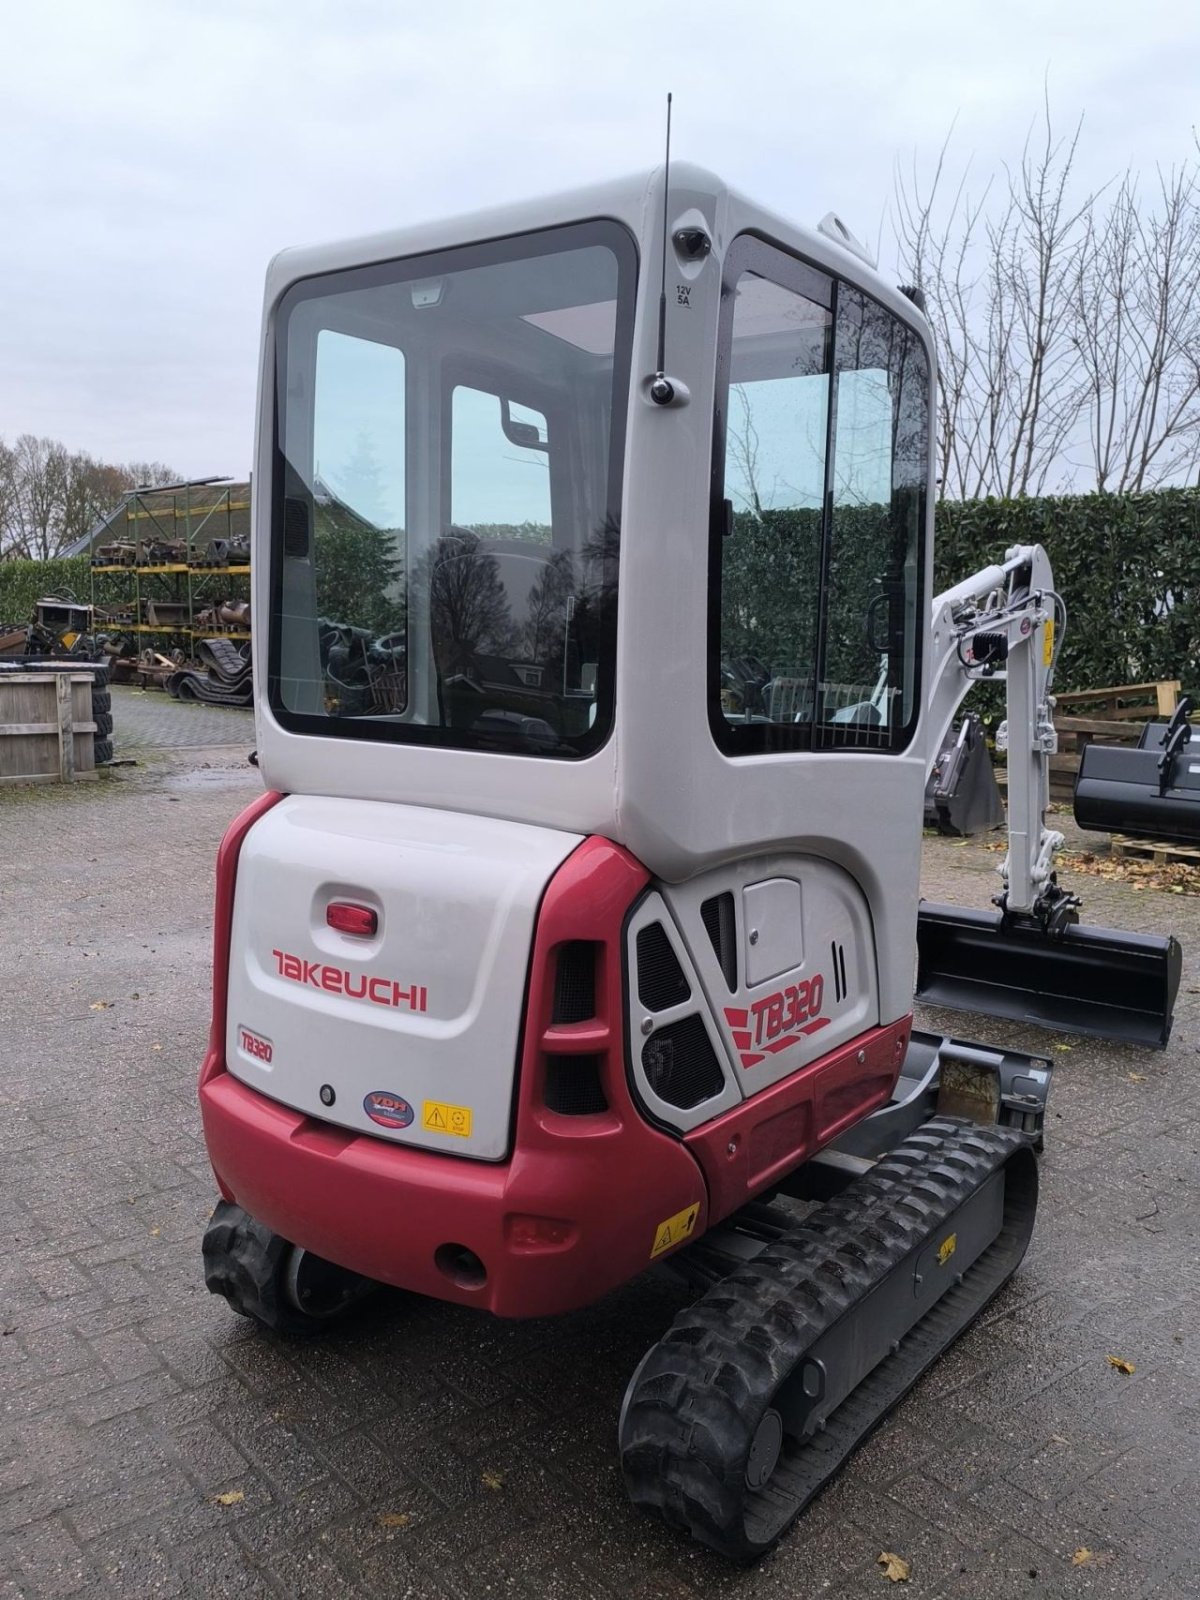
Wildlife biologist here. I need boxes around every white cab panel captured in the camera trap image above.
[662,854,879,1097]
[225,796,581,1159]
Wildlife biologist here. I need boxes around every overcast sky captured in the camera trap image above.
[2,0,1197,481]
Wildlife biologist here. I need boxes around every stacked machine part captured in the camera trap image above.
[167,638,253,706]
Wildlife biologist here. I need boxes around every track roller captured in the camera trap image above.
[203,1200,377,1337]
[619,1118,1038,1562]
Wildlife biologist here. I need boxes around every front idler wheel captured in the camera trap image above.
[203,1200,377,1338]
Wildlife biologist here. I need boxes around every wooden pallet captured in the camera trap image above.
[1110,834,1200,866]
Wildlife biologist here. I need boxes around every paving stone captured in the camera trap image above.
[4,752,1200,1597]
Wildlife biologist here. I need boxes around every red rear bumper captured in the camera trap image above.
[201,1057,707,1318]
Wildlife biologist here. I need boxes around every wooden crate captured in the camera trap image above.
[1055,680,1180,720]
[0,671,97,785]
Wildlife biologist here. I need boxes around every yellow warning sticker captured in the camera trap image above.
[937,1232,957,1267]
[422,1100,472,1138]
[1042,618,1055,667]
[650,1203,701,1260]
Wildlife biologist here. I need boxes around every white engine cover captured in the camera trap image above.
[627,854,880,1135]
[225,796,581,1160]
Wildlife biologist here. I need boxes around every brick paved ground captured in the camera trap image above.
[2,758,1199,1598]
[110,686,254,758]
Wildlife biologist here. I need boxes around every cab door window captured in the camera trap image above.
[710,237,929,754]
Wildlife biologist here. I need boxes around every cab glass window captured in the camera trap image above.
[711,237,929,754]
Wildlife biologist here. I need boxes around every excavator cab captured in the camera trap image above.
[198,164,1172,1561]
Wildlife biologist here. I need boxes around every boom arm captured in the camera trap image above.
[926,544,1069,922]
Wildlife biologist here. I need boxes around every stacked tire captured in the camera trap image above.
[90,662,114,766]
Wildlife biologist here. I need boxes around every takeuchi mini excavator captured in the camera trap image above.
[199,162,1180,1561]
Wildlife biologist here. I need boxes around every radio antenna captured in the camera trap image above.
[650,93,675,405]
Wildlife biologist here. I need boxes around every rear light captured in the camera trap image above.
[326,902,377,937]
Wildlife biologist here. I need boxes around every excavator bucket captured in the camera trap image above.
[924,714,1005,836]
[915,902,1182,1049]
[1074,699,1200,846]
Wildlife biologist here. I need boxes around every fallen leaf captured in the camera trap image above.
[1050,1433,1069,1445]
[1070,1547,1112,1568]
[89,1000,111,1011]
[152,1043,163,1052]
[1053,1043,1074,1052]
[214,1490,244,1507]
[380,1512,411,1528]
[150,1227,161,1237]
[1106,1355,1136,1375]
[877,1551,910,1582]
[1126,1072,1146,1083]
[480,1470,504,1491]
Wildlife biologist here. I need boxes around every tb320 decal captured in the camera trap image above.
[723,975,830,1070]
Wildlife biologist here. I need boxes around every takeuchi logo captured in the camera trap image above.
[270,949,427,1011]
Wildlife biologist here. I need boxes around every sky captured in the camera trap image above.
[2,0,1198,482]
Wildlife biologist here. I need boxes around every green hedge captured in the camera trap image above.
[935,488,1200,693]
[0,557,92,624]
[5,487,1198,695]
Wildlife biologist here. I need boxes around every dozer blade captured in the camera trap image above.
[916,901,1182,1049]
[620,1118,1037,1562]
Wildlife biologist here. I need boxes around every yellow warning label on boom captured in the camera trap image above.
[1042,618,1055,667]
[650,1203,701,1260]
[422,1100,472,1138]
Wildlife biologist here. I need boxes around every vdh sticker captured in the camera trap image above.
[363,1090,415,1129]
[723,974,830,1069]
[650,1203,701,1260]
[271,949,427,1012]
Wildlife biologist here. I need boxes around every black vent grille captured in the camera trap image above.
[831,940,848,1003]
[283,496,310,558]
[701,892,738,991]
[642,1015,725,1109]
[552,941,597,1023]
[636,923,691,1012]
[544,1054,608,1116]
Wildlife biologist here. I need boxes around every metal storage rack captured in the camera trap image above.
[89,479,252,653]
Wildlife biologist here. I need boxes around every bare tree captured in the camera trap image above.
[1072,165,1200,491]
[895,96,1095,499]
[0,436,182,559]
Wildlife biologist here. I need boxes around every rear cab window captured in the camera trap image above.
[270,221,637,758]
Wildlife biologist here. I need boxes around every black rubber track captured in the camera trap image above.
[203,1201,375,1338]
[619,1117,1038,1562]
